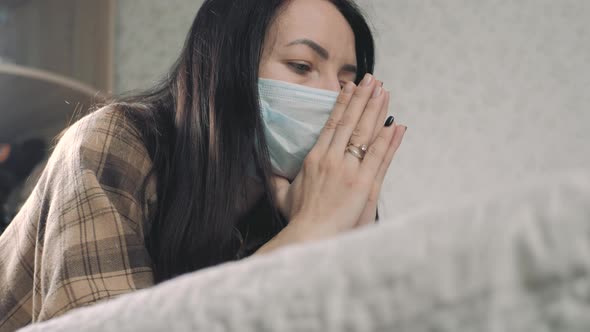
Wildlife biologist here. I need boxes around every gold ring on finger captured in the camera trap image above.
[346,144,366,160]
[349,143,368,154]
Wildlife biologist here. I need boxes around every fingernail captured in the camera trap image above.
[360,73,374,87]
[380,81,384,87]
[343,82,355,94]
[384,116,395,127]
[404,126,408,132]
[372,86,382,98]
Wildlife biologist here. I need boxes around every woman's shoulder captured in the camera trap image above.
[56,105,150,164]
[49,105,155,195]
[59,105,145,152]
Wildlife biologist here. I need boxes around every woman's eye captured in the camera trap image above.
[288,62,311,74]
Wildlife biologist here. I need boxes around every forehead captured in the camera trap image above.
[270,0,356,62]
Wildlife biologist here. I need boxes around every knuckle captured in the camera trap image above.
[367,143,382,158]
[318,156,337,173]
[335,94,350,106]
[337,116,348,128]
[337,111,353,127]
[350,127,363,139]
[302,154,317,170]
[366,98,382,110]
[317,159,330,173]
[366,196,378,205]
[353,86,367,98]
[317,161,328,173]
[323,117,338,131]
[377,128,391,142]
[327,156,341,169]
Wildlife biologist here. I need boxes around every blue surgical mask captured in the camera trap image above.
[257,78,339,181]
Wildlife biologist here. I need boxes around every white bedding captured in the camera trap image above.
[20,169,590,331]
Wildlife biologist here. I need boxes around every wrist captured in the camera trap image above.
[253,220,318,256]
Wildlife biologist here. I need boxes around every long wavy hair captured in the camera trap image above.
[107,0,375,283]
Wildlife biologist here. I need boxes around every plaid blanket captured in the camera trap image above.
[0,107,156,331]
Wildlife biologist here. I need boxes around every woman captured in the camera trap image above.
[0,0,406,329]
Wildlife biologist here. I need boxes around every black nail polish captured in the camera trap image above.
[384,116,394,127]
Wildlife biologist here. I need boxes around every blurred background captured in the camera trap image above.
[0,0,589,231]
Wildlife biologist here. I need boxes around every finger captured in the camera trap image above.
[342,79,386,147]
[355,198,379,228]
[271,175,291,217]
[313,81,357,153]
[373,123,407,187]
[359,121,397,177]
[357,123,405,227]
[342,86,387,164]
[329,73,377,154]
[270,175,290,202]
[371,91,390,144]
[358,80,385,147]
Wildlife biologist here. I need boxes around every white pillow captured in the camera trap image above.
[21,169,590,332]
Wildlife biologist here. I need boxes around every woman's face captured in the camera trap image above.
[259,0,358,92]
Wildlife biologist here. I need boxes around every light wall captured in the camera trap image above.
[359,0,590,217]
[116,0,590,219]
[115,0,200,93]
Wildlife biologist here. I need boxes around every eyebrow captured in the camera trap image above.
[285,38,358,74]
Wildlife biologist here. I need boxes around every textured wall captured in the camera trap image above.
[115,0,202,92]
[358,0,590,217]
[116,0,590,219]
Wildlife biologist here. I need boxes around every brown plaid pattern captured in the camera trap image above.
[0,107,156,331]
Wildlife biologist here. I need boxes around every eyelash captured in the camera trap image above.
[288,62,312,74]
[288,62,347,88]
